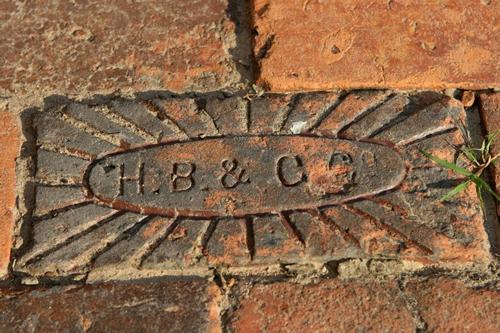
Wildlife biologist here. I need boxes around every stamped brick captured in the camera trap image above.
[252,0,500,91]
[0,0,250,96]
[406,278,500,333]
[228,279,415,332]
[0,111,19,279]
[0,279,219,332]
[12,90,497,281]
[479,92,500,215]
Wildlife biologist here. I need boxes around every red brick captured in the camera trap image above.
[0,279,221,332]
[229,280,415,332]
[406,278,500,333]
[252,0,500,91]
[479,92,500,214]
[0,112,19,279]
[0,0,249,96]
[12,92,497,280]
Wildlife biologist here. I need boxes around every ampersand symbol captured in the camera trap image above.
[220,159,250,188]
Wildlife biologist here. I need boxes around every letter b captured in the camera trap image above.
[171,162,195,192]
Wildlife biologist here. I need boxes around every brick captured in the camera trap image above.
[12,91,496,281]
[406,278,500,333]
[228,279,416,332]
[0,0,250,96]
[252,0,500,91]
[0,279,220,333]
[229,277,500,333]
[0,112,19,279]
[479,92,500,215]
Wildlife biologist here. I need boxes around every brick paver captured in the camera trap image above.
[229,277,500,333]
[11,91,496,281]
[0,0,250,96]
[406,278,500,333]
[0,279,219,333]
[252,0,500,91]
[229,279,416,332]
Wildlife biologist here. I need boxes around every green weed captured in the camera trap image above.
[420,129,500,204]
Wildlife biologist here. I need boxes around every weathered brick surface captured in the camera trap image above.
[229,278,500,332]
[229,279,416,332]
[0,0,249,97]
[0,1,498,331]
[12,91,496,281]
[0,279,219,333]
[0,112,19,279]
[479,92,500,214]
[406,278,500,333]
[252,0,500,91]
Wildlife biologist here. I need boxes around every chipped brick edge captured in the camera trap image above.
[0,111,20,279]
[479,92,500,216]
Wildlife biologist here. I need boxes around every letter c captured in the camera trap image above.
[276,155,306,187]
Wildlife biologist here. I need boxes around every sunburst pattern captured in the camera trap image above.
[14,90,489,280]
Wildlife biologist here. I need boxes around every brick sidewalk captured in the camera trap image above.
[0,1,499,332]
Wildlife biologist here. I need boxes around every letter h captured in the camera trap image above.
[118,161,145,197]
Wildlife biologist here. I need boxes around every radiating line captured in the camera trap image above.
[244,100,251,134]
[34,178,84,187]
[365,197,411,218]
[55,109,125,147]
[396,125,457,146]
[335,93,394,137]
[365,197,443,247]
[190,219,218,263]
[140,100,190,138]
[243,217,256,260]
[128,215,180,268]
[342,204,432,255]
[23,210,125,265]
[278,212,305,248]
[309,208,361,248]
[100,104,158,143]
[316,91,393,137]
[33,183,83,189]
[351,95,411,140]
[33,200,93,219]
[38,143,94,161]
[305,91,348,132]
[81,214,156,269]
[275,94,299,132]
[366,100,444,139]
[199,108,221,136]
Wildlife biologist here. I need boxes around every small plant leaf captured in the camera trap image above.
[421,133,500,204]
[477,179,500,202]
[480,138,487,161]
[421,150,500,203]
[456,120,472,148]
[461,147,479,166]
[483,130,499,162]
[476,185,485,211]
[468,173,500,202]
[440,180,471,202]
[485,130,499,154]
[420,150,472,176]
